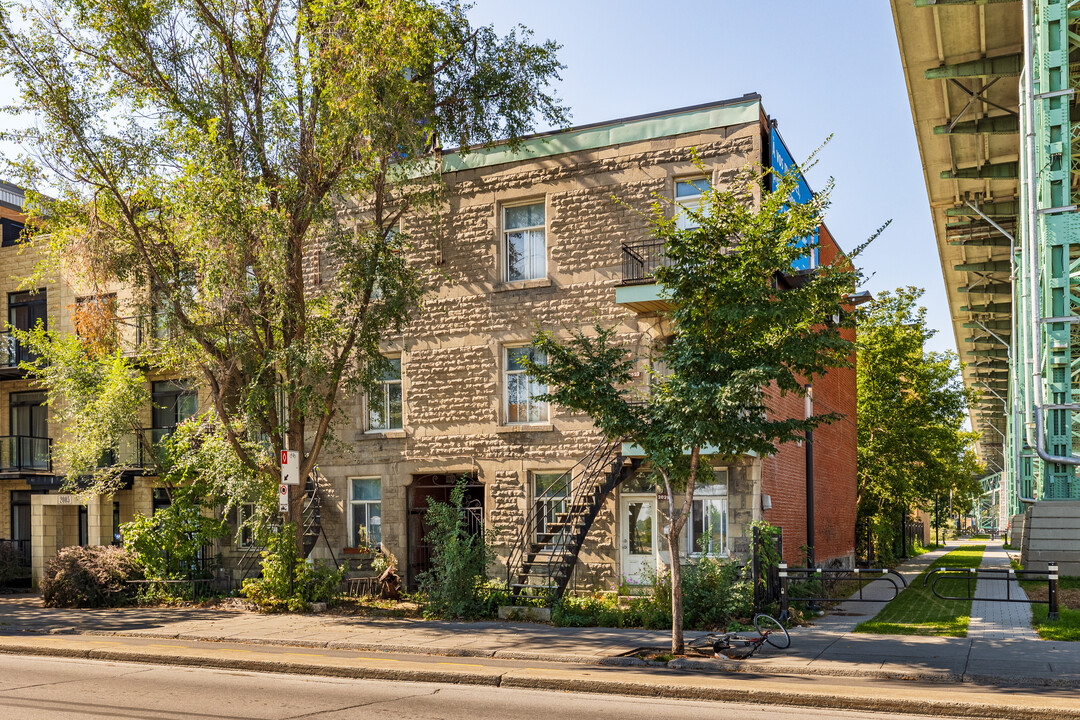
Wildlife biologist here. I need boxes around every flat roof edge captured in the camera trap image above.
[442,93,763,174]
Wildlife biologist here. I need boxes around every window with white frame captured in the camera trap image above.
[349,477,382,549]
[534,471,569,546]
[505,347,548,424]
[504,202,546,282]
[368,358,402,431]
[675,177,711,230]
[687,470,728,556]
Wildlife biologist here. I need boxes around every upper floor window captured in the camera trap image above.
[505,347,548,424]
[675,178,710,230]
[504,202,546,282]
[152,380,197,433]
[368,358,402,431]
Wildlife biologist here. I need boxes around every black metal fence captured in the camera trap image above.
[621,240,672,284]
[751,525,784,611]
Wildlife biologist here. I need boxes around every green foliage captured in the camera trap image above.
[40,545,143,608]
[13,326,149,496]
[855,544,985,637]
[856,289,983,563]
[525,158,877,652]
[0,543,27,585]
[417,478,494,619]
[553,557,752,630]
[121,486,229,581]
[241,527,345,612]
[643,556,754,630]
[0,0,568,528]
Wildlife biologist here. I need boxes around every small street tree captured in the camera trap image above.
[0,0,567,549]
[526,162,870,654]
[856,288,982,557]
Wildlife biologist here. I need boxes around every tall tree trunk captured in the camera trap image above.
[667,529,683,655]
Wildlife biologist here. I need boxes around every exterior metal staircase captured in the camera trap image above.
[505,438,640,605]
[238,474,329,580]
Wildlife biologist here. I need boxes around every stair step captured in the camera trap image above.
[510,583,556,590]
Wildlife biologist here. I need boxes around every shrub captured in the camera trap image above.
[241,526,345,612]
[417,478,495,619]
[121,486,229,581]
[642,556,753,630]
[40,545,143,608]
[0,543,26,585]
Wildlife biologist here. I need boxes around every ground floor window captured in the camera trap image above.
[238,502,256,549]
[687,474,728,556]
[78,505,88,546]
[350,477,382,549]
[534,471,569,546]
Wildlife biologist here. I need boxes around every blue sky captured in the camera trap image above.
[0,2,952,354]
[469,1,953,354]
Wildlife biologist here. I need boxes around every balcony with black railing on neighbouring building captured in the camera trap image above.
[615,239,673,313]
[101,427,174,471]
[0,435,52,473]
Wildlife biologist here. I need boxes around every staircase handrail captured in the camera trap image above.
[505,436,623,596]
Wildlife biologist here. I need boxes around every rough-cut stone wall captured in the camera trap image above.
[309,121,768,588]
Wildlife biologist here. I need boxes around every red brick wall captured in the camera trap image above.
[761,224,857,566]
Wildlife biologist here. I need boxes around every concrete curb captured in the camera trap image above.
[39,627,1080,688]
[0,641,1077,720]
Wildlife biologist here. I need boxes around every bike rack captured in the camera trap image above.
[922,562,1059,619]
[777,564,908,618]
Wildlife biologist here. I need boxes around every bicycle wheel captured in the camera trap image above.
[754,613,790,649]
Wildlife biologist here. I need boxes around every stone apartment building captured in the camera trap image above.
[0,94,858,592]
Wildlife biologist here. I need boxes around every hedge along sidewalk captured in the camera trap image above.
[854,544,986,637]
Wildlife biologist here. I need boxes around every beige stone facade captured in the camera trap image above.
[0,95,858,592]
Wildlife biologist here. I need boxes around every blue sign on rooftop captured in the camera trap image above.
[770,127,819,272]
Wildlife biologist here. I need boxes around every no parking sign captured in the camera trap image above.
[278,484,290,513]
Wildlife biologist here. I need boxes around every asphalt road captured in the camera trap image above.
[0,654,954,720]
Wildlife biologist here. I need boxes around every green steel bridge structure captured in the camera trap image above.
[893,0,1080,555]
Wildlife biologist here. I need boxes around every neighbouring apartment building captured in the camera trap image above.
[0,94,857,592]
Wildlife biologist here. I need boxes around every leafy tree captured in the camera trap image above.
[525,162,870,654]
[0,0,568,548]
[856,288,982,558]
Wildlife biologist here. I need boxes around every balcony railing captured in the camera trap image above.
[103,427,174,469]
[0,330,38,369]
[0,435,52,472]
[621,239,673,285]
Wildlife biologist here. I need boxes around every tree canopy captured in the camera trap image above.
[0,0,568,528]
[856,287,983,555]
[526,161,873,653]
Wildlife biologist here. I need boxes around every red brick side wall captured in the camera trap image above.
[761,224,857,566]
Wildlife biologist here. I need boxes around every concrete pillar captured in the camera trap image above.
[86,496,109,546]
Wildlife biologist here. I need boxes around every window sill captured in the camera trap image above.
[496,423,554,434]
[492,278,552,293]
[363,429,406,439]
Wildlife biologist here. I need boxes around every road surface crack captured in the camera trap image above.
[280,687,441,719]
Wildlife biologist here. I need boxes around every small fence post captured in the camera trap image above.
[778,563,789,620]
[1049,562,1059,620]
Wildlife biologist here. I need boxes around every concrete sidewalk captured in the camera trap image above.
[0,539,1077,688]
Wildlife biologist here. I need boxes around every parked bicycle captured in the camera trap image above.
[687,613,790,659]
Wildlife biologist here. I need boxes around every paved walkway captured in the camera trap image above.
[968,543,1038,640]
[0,540,1077,688]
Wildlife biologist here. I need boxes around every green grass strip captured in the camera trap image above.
[854,544,986,638]
[1018,572,1080,641]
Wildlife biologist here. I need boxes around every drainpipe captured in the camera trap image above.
[1021,0,1080,474]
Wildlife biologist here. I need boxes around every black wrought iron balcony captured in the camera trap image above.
[621,239,672,285]
[0,435,52,472]
[0,330,38,370]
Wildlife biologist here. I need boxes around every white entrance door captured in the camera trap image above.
[620,494,656,583]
